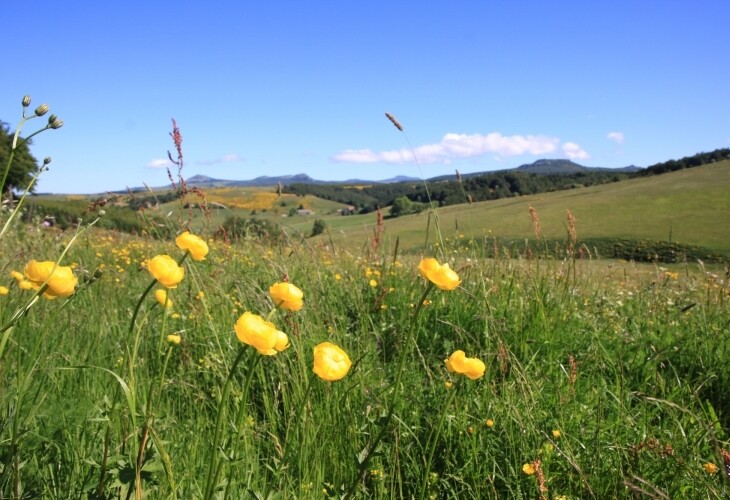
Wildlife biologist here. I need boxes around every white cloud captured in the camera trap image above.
[146,158,173,169]
[607,131,624,144]
[562,142,590,160]
[332,132,563,164]
[196,153,243,166]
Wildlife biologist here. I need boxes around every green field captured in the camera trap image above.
[2,157,730,499]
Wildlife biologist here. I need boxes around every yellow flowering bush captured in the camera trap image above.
[234,312,289,355]
[175,231,209,261]
[418,258,461,291]
[444,350,485,380]
[269,282,304,311]
[312,342,352,381]
[147,255,185,288]
[23,260,78,299]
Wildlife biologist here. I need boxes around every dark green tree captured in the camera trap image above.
[311,218,327,237]
[1,120,41,193]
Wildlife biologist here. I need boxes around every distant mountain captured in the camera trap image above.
[183,173,421,188]
[516,159,642,175]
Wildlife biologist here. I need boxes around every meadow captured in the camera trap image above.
[2,101,730,499]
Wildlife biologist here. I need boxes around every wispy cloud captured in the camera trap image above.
[332,132,587,164]
[607,131,624,144]
[145,158,174,169]
[196,153,244,166]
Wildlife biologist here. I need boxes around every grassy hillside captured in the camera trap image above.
[304,160,730,255]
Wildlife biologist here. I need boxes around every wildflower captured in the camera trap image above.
[166,334,182,345]
[269,282,304,311]
[10,271,24,282]
[703,462,719,474]
[0,286,8,295]
[234,312,289,355]
[24,260,78,298]
[445,350,486,380]
[369,279,378,287]
[147,255,185,288]
[418,257,461,291]
[312,342,352,381]
[175,231,209,261]
[522,463,535,475]
[485,419,494,428]
[155,289,173,308]
[334,273,342,281]
[552,429,561,439]
[444,380,453,389]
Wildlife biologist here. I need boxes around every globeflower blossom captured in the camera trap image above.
[234,312,289,355]
[418,258,461,291]
[175,231,209,261]
[444,350,485,380]
[312,342,352,381]
[23,260,78,299]
[147,255,185,288]
[269,282,304,311]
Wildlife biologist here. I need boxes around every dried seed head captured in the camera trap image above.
[43,157,52,165]
[22,95,31,108]
[385,112,403,131]
[34,104,49,116]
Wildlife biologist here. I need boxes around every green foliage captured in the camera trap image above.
[310,218,326,237]
[0,120,40,192]
[218,215,285,242]
[638,147,730,176]
[389,196,424,217]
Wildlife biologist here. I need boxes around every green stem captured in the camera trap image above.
[203,346,248,500]
[344,283,434,499]
[419,381,458,499]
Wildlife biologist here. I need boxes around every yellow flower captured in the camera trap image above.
[552,429,561,439]
[444,380,453,389]
[24,260,78,298]
[175,231,209,261]
[155,289,173,308]
[418,257,461,291]
[312,342,352,381]
[445,350,485,380]
[522,463,535,475]
[166,334,182,345]
[10,270,24,282]
[0,286,8,295]
[147,255,185,288]
[18,280,34,290]
[234,312,289,355]
[369,279,378,287]
[269,282,304,311]
[485,419,494,428]
[703,462,719,474]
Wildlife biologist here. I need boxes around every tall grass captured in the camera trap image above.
[1,98,729,499]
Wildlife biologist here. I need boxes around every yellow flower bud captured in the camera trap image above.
[269,282,304,311]
[312,342,351,381]
[155,289,173,308]
[0,286,8,295]
[522,463,535,475]
[166,334,182,345]
[147,255,185,288]
[234,312,289,355]
[175,231,209,261]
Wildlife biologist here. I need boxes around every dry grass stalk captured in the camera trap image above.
[532,458,548,500]
[568,354,578,392]
[529,205,542,242]
[384,112,403,131]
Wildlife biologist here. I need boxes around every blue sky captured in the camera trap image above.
[3,1,729,194]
